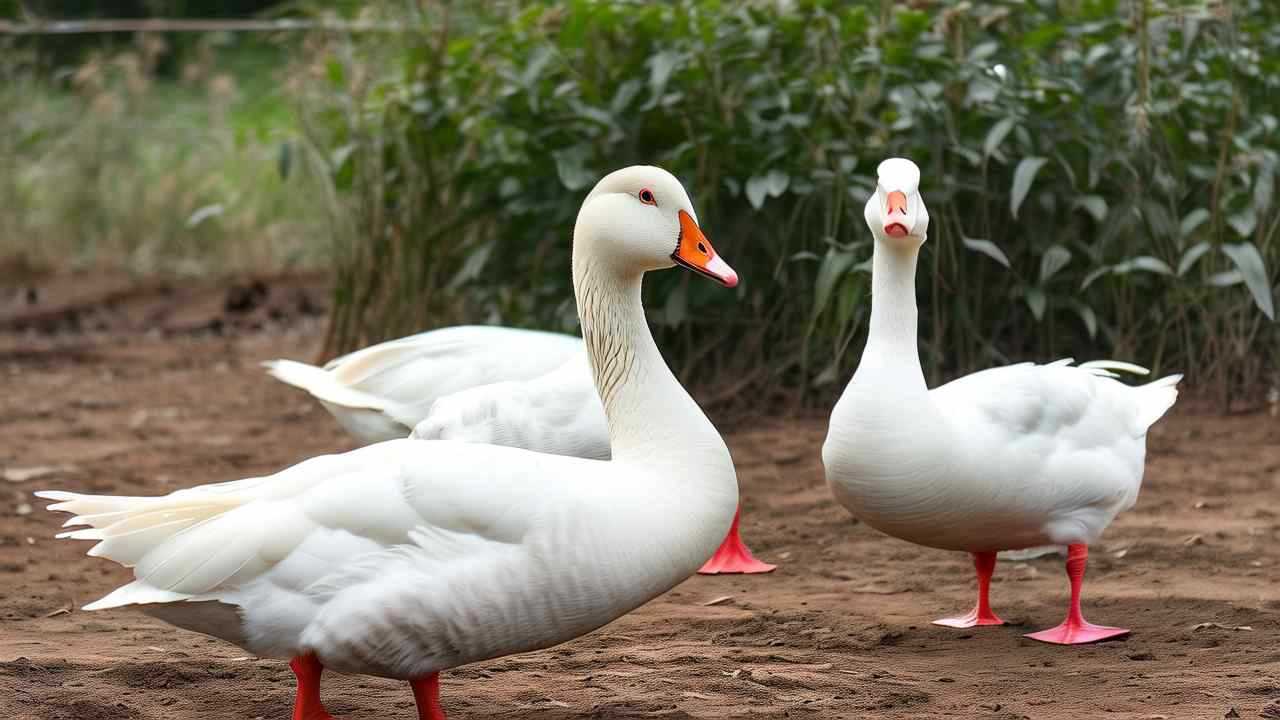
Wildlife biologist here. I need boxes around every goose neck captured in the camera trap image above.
[571,255,731,478]
[859,242,926,387]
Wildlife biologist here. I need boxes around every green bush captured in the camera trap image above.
[300,0,1279,408]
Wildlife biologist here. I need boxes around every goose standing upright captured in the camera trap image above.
[823,158,1181,645]
[38,166,742,718]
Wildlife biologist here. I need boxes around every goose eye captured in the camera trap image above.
[638,189,657,206]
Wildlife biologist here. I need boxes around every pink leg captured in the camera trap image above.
[933,551,1005,628]
[409,673,447,720]
[289,654,335,720]
[1025,544,1130,644]
[697,506,776,575]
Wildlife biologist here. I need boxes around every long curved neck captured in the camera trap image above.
[854,241,926,390]
[571,255,731,479]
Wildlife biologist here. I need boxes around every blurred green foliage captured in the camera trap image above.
[300,0,1278,407]
[0,33,327,274]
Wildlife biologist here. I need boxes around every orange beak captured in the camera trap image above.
[885,190,909,237]
[673,210,738,288]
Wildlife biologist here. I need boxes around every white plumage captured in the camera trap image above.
[39,165,742,718]
[263,325,583,443]
[823,158,1180,644]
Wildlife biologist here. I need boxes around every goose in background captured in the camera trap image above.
[264,325,581,444]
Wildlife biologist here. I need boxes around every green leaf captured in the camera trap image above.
[961,237,1010,268]
[1071,301,1098,339]
[1039,245,1072,284]
[1073,195,1108,222]
[1025,287,1047,321]
[745,170,790,210]
[813,247,857,319]
[983,117,1016,158]
[1011,157,1049,219]
[1179,208,1210,238]
[1081,266,1111,290]
[1220,243,1276,320]
[553,146,595,191]
[1122,256,1174,276]
[1207,270,1243,287]
[969,41,999,61]
[1254,159,1275,214]
[1177,242,1211,276]
[1227,207,1257,238]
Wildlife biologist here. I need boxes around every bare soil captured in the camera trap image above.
[1,273,1277,719]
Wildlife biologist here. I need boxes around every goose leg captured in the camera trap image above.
[933,551,1004,628]
[409,672,447,720]
[1025,544,1129,644]
[289,654,335,720]
[697,506,776,575]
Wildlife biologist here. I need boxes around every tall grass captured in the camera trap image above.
[0,34,327,276]
[303,0,1277,408]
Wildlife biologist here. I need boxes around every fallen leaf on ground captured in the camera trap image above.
[702,595,734,606]
[1192,623,1253,632]
[4,465,78,483]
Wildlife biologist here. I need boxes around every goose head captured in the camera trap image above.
[864,157,929,248]
[574,166,737,287]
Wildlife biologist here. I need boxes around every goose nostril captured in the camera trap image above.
[697,242,708,255]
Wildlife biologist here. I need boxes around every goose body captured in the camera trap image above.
[411,352,611,459]
[40,166,741,718]
[823,158,1180,644]
[826,357,1178,553]
[274,332,774,575]
[264,326,583,443]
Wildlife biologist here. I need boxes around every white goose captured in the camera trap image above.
[267,313,771,574]
[823,158,1181,645]
[38,166,742,719]
[264,326,582,444]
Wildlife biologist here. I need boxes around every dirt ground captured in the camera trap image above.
[1,273,1277,719]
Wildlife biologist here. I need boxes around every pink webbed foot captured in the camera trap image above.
[697,507,776,575]
[1024,619,1130,645]
[933,605,1005,628]
[933,551,1004,629]
[1024,543,1129,645]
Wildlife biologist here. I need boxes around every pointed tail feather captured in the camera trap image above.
[36,489,244,570]
[262,359,387,411]
[1133,373,1181,431]
[1079,360,1151,377]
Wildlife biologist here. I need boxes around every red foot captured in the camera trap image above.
[1023,544,1129,645]
[933,551,1004,628]
[697,507,775,575]
[410,673,447,720]
[290,654,335,720]
[933,606,1005,628]
[1024,619,1130,645]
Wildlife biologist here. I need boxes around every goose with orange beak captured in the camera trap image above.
[823,157,1181,645]
[265,177,774,576]
[39,166,747,718]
